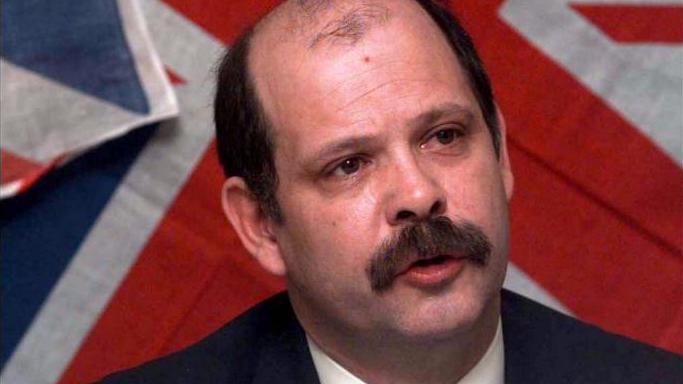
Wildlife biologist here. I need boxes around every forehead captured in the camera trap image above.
[249,0,476,158]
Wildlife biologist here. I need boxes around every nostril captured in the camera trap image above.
[429,200,443,216]
[396,210,416,221]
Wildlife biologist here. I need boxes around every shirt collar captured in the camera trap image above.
[307,318,504,384]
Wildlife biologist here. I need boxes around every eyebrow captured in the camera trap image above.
[406,103,475,130]
[306,134,381,169]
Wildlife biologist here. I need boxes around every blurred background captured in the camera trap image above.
[2,0,681,383]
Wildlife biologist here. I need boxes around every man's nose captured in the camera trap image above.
[384,158,447,225]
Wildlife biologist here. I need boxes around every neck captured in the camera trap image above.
[293,293,501,384]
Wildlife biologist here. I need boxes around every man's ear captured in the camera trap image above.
[221,177,286,276]
[496,106,514,201]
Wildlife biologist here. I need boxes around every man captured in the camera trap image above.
[102,0,682,383]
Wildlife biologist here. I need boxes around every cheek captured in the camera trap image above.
[277,191,380,278]
[280,176,382,241]
[477,174,510,269]
[446,160,509,243]
[344,186,381,226]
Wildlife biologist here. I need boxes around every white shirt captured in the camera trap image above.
[307,319,504,384]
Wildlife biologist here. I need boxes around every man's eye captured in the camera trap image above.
[333,157,363,176]
[421,127,464,150]
[435,129,456,145]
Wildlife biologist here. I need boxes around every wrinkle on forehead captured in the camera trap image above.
[296,0,331,15]
[309,3,390,48]
[335,77,443,112]
[254,0,391,50]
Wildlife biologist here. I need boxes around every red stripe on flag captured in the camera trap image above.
[165,66,186,85]
[571,4,683,43]
[509,141,683,353]
[1,150,44,184]
[1,150,66,195]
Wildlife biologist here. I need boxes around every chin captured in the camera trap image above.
[387,274,501,342]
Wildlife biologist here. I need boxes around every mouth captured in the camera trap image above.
[367,217,491,292]
[411,255,453,267]
[398,254,458,273]
[394,254,466,288]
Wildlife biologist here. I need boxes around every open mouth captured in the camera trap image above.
[411,255,452,267]
[395,254,466,288]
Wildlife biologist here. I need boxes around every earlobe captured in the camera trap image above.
[495,106,514,200]
[221,178,287,276]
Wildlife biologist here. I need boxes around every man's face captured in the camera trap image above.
[249,0,513,342]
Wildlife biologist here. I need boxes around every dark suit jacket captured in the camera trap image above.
[100,290,682,383]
